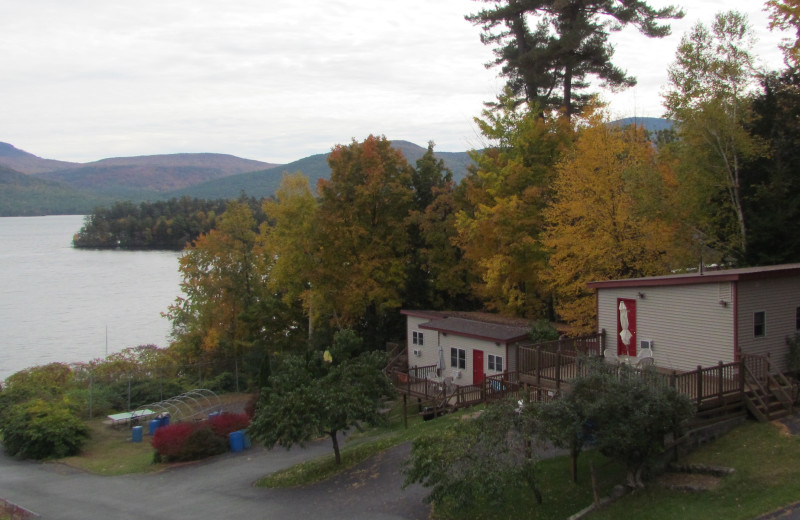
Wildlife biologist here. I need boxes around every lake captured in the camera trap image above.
[0,215,183,381]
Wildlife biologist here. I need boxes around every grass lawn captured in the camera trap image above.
[588,420,800,520]
[58,393,254,475]
[58,418,161,475]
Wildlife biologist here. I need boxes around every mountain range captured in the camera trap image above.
[0,141,473,216]
[0,118,670,216]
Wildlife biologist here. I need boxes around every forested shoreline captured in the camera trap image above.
[72,196,265,250]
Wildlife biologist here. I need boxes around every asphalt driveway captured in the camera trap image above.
[0,439,430,520]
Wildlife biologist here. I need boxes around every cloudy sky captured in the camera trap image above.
[0,0,789,164]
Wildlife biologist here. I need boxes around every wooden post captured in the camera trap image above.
[718,361,724,402]
[536,349,542,386]
[696,365,703,407]
[671,370,677,389]
[555,352,562,391]
[403,394,408,429]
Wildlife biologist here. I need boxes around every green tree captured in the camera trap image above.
[467,0,683,117]
[663,10,765,260]
[740,69,800,265]
[768,0,800,65]
[455,100,571,318]
[403,399,541,514]
[248,330,392,464]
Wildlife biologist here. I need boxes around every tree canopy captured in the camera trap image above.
[467,0,683,117]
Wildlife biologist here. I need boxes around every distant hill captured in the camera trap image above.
[33,153,280,198]
[0,140,473,215]
[174,141,473,200]
[610,117,673,133]
[0,164,112,216]
[0,142,78,174]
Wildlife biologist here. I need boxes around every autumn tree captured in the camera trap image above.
[454,98,571,318]
[467,0,683,117]
[310,135,414,345]
[663,11,765,261]
[543,111,688,333]
[167,201,275,383]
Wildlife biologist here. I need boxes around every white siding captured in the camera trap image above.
[597,284,735,372]
[737,276,800,372]
[439,334,506,386]
[406,316,438,370]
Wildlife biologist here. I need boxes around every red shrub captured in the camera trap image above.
[152,422,197,460]
[208,412,250,438]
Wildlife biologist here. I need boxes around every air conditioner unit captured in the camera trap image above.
[640,340,654,350]
[412,349,422,357]
[454,370,462,379]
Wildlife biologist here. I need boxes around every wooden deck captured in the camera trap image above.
[392,337,796,424]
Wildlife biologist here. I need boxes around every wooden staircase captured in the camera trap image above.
[743,354,797,422]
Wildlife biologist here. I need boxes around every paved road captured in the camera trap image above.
[0,439,430,520]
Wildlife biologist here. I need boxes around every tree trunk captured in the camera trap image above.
[330,431,341,465]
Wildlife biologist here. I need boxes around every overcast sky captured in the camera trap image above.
[0,0,789,164]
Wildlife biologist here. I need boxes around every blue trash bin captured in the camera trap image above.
[229,430,244,452]
[148,418,161,435]
[160,414,170,427]
[131,425,143,443]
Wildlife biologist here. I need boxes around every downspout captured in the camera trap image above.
[733,281,739,361]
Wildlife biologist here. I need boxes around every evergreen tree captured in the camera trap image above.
[467,0,683,117]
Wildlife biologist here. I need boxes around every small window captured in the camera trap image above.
[796,307,800,331]
[754,311,766,338]
[450,347,466,369]
[412,331,424,346]
[488,354,503,372]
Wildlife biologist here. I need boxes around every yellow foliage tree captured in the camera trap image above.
[543,112,688,333]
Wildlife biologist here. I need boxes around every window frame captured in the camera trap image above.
[412,330,424,346]
[754,311,766,338]
[488,354,504,372]
[450,347,466,370]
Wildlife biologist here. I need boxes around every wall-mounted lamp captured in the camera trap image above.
[637,292,646,299]
[718,300,728,307]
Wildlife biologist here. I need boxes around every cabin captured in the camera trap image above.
[587,263,800,373]
[401,310,531,386]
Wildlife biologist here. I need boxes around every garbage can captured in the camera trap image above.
[131,425,143,443]
[160,414,170,427]
[229,430,244,452]
[148,418,161,435]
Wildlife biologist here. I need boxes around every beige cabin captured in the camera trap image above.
[588,263,800,373]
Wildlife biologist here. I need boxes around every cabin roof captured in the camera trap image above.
[587,263,800,290]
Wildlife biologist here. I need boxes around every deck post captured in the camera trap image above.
[556,352,562,391]
[718,361,724,402]
[697,365,703,407]
[403,394,408,429]
[536,348,542,386]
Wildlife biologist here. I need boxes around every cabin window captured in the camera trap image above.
[754,311,766,338]
[450,347,466,369]
[488,354,503,372]
[796,307,800,331]
[412,331,424,346]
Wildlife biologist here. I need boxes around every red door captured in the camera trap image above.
[617,298,637,357]
[473,349,484,385]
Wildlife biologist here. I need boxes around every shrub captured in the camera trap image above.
[209,412,250,438]
[1,398,89,459]
[152,422,196,461]
[177,427,228,461]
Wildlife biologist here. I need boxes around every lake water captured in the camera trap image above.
[0,215,183,381]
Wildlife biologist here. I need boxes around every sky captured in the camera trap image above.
[0,0,790,165]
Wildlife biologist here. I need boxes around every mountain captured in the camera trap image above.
[173,141,474,200]
[610,117,673,133]
[0,164,112,216]
[0,141,473,215]
[33,153,280,199]
[0,142,78,174]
